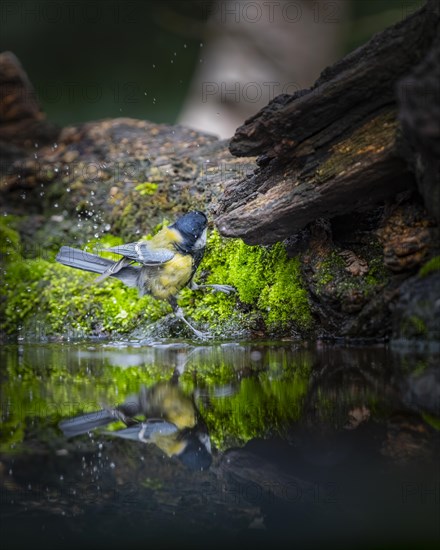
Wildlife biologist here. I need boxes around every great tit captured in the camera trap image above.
[56,211,235,338]
[59,382,212,471]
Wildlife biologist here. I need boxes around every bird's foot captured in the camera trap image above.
[174,307,211,340]
[191,328,212,340]
[208,284,236,294]
[190,282,236,295]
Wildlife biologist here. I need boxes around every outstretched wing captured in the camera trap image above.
[107,242,175,265]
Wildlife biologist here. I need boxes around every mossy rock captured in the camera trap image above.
[0,216,312,341]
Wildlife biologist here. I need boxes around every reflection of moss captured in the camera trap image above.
[419,256,440,278]
[314,386,383,428]
[401,316,428,338]
[0,351,174,452]
[197,361,311,450]
[421,412,440,431]
[0,344,312,453]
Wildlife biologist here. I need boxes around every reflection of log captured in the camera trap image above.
[216,0,440,244]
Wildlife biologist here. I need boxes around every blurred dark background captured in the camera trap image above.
[0,0,423,136]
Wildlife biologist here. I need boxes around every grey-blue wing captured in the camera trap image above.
[103,421,178,441]
[107,242,175,265]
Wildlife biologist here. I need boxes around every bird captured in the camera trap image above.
[59,382,212,471]
[55,210,235,338]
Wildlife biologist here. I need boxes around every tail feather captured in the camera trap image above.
[59,409,117,437]
[56,246,113,274]
[56,246,140,288]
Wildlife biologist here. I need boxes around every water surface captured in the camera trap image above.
[1,340,439,549]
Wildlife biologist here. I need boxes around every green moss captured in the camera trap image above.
[134,182,159,196]
[315,252,345,291]
[419,256,440,278]
[182,230,312,334]
[0,232,168,338]
[0,216,21,263]
[314,246,388,301]
[1,226,312,339]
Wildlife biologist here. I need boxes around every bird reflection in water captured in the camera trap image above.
[59,380,212,471]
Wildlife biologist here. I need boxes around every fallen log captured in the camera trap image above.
[216,0,440,243]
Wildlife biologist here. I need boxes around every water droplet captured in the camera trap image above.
[110,462,115,469]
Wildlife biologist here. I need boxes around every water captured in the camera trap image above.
[0,341,439,549]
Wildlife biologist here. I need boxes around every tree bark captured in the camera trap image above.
[215,0,440,243]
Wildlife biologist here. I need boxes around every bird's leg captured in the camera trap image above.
[189,281,236,294]
[174,307,210,339]
[168,297,210,339]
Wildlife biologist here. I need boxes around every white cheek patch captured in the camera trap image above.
[194,228,207,250]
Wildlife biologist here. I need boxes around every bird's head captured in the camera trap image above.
[170,211,208,253]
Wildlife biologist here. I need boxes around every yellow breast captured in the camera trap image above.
[148,253,193,300]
